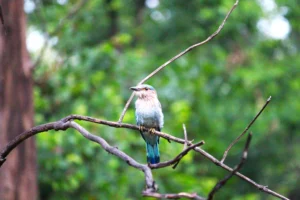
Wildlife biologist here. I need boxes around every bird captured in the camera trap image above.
[130,84,164,164]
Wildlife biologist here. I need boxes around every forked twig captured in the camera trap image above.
[69,121,157,191]
[208,132,252,200]
[220,96,271,163]
[118,0,240,123]
[149,141,204,169]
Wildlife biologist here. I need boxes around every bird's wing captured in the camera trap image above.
[136,112,147,141]
[156,127,160,144]
[155,109,164,130]
[135,112,140,126]
[158,101,162,108]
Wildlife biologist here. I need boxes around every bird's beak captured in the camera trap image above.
[130,86,139,91]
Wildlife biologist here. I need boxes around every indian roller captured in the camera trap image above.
[130,84,164,164]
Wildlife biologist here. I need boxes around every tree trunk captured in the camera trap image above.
[0,0,37,199]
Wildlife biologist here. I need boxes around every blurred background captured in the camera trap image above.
[0,0,299,199]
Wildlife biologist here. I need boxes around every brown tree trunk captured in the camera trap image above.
[0,0,37,199]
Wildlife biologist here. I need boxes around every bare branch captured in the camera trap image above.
[0,114,289,200]
[183,124,189,150]
[193,146,289,200]
[63,115,192,144]
[220,96,272,163]
[0,119,155,192]
[143,192,205,200]
[149,141,204,169]
[118,93,135,123]
[0,115,193,168]
[0,120,70,167]
[118,0,240,123]
[69,121,156,191]
[208,132,252,200]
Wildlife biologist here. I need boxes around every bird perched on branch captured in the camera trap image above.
[130,84,164,164]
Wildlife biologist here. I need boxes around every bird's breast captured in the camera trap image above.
[135,100,161,128]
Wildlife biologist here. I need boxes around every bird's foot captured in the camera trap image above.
[139,126,145,132]
[149,128,156,134]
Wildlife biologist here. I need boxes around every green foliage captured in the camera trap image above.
[27,0,299,199]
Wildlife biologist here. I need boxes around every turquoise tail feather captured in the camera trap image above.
[146,142,160,164]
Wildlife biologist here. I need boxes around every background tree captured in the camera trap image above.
[0,0,37,199]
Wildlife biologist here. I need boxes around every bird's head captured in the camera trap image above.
[130,84,157,99]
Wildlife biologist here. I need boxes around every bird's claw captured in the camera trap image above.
[149,128,156,134]
[139,126,145,132]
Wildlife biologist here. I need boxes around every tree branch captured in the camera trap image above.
[0,115,192,168]
[193,146,288,200]
[63,115,193,144]
[143,192,205,200]
[149,141,204,169]
[208,132,252,200]
[220,96,272,163]
[118,0,240,123]
[69,121,156,191]
[0,114,289,200]
[182,124,189,150]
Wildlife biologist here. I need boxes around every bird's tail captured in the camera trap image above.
[146,142,160,164]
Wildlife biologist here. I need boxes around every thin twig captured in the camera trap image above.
[208,132,252,200]
[118,93,135,123]
[183,124,189,150]
[118,0,240,123]
[149,141,204,170]
[220,96,271,163]
[143,192,205,200]
[193,146,289,200]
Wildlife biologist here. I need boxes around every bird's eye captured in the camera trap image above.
[145,88,148,91]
